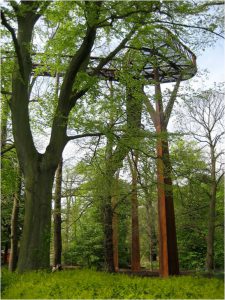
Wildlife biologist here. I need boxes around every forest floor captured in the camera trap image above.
[1,268,224,299]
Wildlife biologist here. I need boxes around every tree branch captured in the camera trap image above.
[1,90,12,96]
[10,1,19,13]
[216,172,224,187]
[1,10,25,79]
[154,20,224,39]
[60,25,98,109]
[69,28,136,106]
[1,144,15,156]
[67,132,103,141]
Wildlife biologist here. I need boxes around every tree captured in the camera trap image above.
[177,86,224,272]
[2,0,223,273]
[128,151,141,272]
[170,139,209,270]
[1,77,22,271]
[61,158,131,270]
[1,1,138,272]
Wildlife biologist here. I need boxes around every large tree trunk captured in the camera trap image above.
[17,166,55,272]
[154,68,179,277]
[206,146,217,271]
[53,159,63,266]
[9,168,22,272]
[129,152,140,272]
[112,172,119,272]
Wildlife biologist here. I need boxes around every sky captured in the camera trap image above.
[191,38,224,87]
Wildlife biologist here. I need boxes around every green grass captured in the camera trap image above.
[1,268,224,299]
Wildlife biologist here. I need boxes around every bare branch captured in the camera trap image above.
[154,20,224,39]
[216,172,224,186]
[1,90,12,96]
[67,132,103,141]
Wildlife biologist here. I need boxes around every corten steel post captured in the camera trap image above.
[154,68,179,277]
[112,171,119,272]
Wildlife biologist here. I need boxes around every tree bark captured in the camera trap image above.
[9,168,22,272]
[112,172,119,272]
[17,166,55,272]
[206,145,217,271]
[53,158,63,266]
[130,152,141,272]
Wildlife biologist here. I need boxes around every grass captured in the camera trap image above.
[1,268,224,299]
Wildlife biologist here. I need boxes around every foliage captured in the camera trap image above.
[1,151,24,250]
[63,206,104,269]
[171,139,224,270]
[1,268,224,299]
[61,163,131,269]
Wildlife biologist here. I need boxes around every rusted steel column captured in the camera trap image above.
[156,139,169,276]
[154,68,179,277]
[163,139,179,275]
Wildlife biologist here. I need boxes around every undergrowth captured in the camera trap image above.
[1,268,224,299]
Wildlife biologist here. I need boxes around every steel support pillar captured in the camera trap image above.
[154,68,179,277]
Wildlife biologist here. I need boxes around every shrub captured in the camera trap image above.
[1,268,224,299]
